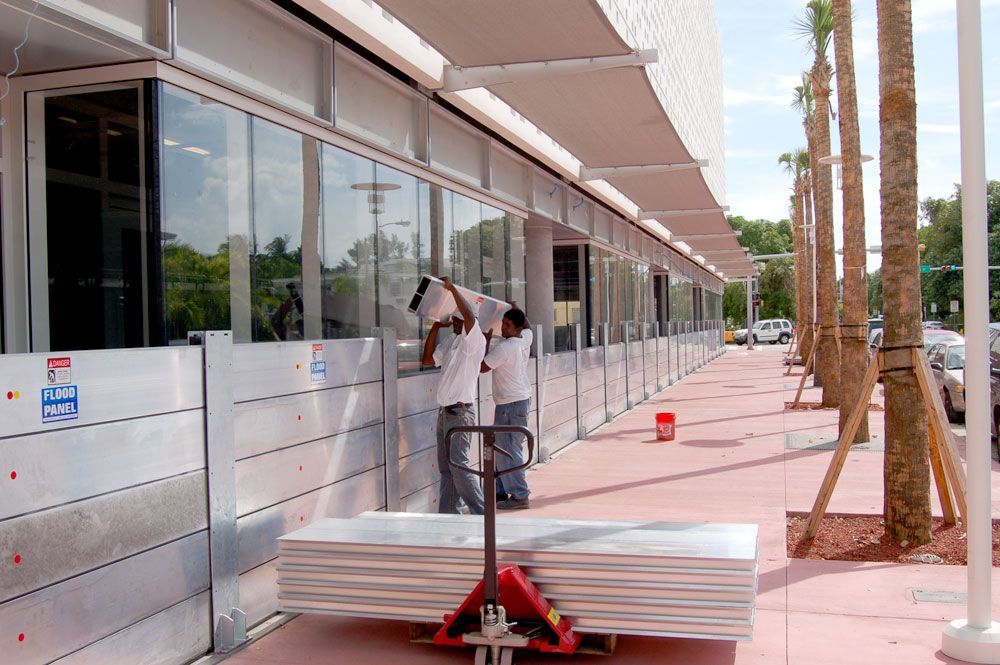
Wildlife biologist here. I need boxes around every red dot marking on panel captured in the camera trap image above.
[297,415,302,421]
[9,472,15,480]
[300,516,304,522]
[5,392,11,400]
[295,364,301,370]
[18,634,25,642]
[298,465,303,471]
[13,555,21,565]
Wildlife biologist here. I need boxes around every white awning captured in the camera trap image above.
[377,0,753,277]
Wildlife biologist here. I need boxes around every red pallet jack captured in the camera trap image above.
[436,425,583,665]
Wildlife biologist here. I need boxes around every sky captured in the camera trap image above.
[717,0,1000,273]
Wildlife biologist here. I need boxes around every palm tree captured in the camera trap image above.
[832,0,870,443]
[795,0,841,408]
[876,0,931,544]
[791,77,818,381]
[779,149,813,362]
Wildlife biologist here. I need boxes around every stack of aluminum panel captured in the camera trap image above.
[276,512,758,641]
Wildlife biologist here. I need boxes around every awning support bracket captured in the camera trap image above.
[579,159,708,181]
[638,206,730,220]
[439,49,657,92]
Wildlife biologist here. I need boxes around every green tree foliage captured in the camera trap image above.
[722,215,796,327]
[867,268,883,316]
[917,180,1000,322]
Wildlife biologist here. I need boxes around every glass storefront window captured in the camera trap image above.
[507,213,526,308]
[553,245,582,352]
[161,84,250,344]
[450,193,482,293]
[374,163,428,373]
[319,143,376,339]
[250,117,320,342]
[481,204,507,303]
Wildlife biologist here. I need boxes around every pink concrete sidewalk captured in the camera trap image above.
[226,347,1000,665]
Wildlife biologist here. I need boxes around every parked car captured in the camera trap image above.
[990,329,1000,439]
[922,328,963,351]
[868,317,884,338]
[868,328,883,352]
[923,320,946,330]
[732,319,793,345]
[927,340,966,422]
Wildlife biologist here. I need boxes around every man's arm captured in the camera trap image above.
[421,320,446,367]
[441,276,476,334]
[480,329,494,373]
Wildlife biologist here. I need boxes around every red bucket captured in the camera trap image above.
[655,412,676,441]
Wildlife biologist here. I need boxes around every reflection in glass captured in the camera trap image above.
[374,163,428,372]
[161,84,250,343]
[481,204,507,302]
[250,118,319,342]
[553,245,582,352]
[320,144,376,338]
[450,193,482,293]
[42,85,147,350]
[507,213,527,308]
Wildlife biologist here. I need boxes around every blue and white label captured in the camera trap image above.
[310,361,327,385]
[41,385,79,423]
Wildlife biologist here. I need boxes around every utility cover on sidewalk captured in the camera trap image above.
[784,432,884,451]
[911,589,967,604]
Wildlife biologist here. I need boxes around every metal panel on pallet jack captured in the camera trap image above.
[275,512,758,641]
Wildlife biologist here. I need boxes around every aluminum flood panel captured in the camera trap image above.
[280,514,757,569]
[0,531,210,664]
[397,371,440,418]
[235,423,384,517]
[276,513,757,641]
[237,467,385,573]
[234,381,383,460]
[1,410,205,520]
[1,472,207,603]
[0,347,204,438]
[233,339,381,402]
[53,593,212,665]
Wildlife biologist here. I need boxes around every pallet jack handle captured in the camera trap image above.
[444,426,534,619]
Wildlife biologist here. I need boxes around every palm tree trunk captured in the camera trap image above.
[877,0,931,545]
[811,61,842,408]
[792,184,811,362]
[802,180,816,375]
[833,0,870,442]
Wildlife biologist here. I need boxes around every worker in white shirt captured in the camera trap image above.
[481,308,533,510]
[421,276,486,515]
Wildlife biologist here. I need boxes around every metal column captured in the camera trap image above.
[534,325,548,462]
[374,327,400,512]
[203,331,246,652]
[746,277,755,351]
[622,322,632,409]
[602,322,612,423]
[573,323,586,439]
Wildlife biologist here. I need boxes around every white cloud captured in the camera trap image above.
[724,87,789,107]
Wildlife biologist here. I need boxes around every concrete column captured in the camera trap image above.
[525,216,555,354]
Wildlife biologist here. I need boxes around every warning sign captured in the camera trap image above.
[41,385,79,423]
[312,343,324,361]
[47,357,72,385]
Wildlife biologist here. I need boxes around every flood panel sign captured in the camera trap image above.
[42,385,79,423]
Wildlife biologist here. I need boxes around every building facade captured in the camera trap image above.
[0,1,734,662]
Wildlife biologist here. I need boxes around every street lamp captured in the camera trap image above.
[818,153,875,189]
[351,182,401,215]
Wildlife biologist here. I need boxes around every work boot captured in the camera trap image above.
[496,492,509,503]
[496,497,529,510]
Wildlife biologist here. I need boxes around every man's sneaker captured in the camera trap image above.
[496,497,530,510]
[496,492,510,503]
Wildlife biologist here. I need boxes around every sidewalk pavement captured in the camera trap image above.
[226,345,1000,665]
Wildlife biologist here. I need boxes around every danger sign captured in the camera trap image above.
[47,357,72,385]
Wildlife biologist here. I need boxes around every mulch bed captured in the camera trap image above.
[784,401,884,411]
[787,512,1000,565]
